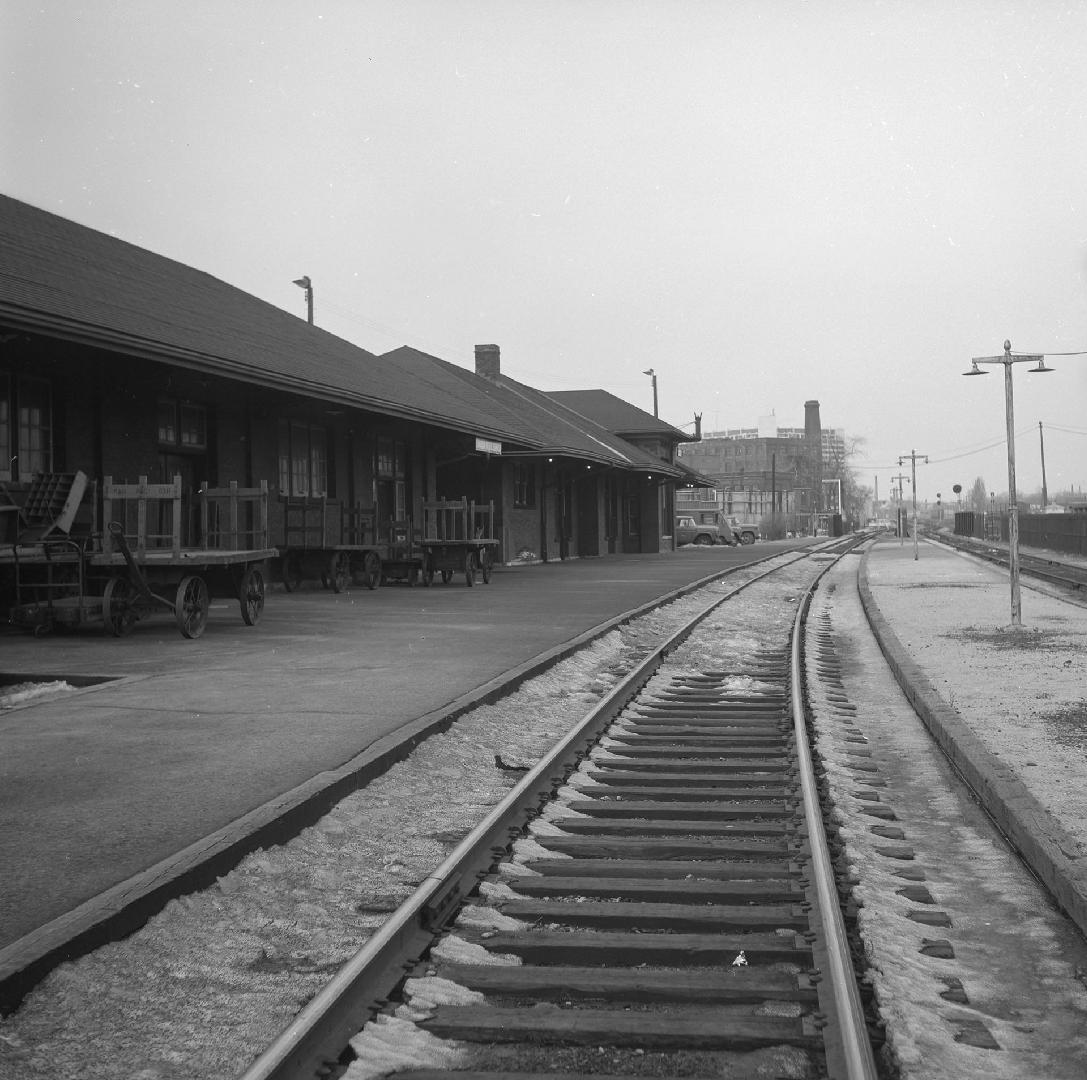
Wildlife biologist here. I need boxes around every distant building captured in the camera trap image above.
[678,402,842,527]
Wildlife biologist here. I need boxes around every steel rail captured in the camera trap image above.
[240,543,869,1080]
[791,559,880,1080]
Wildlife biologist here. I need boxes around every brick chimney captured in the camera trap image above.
[693,413,702,440]
[475,344,501,379]
[804,400,824,510]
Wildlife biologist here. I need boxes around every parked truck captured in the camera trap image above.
[726,516,760,545]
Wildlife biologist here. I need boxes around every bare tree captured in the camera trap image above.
[970,476,987,512]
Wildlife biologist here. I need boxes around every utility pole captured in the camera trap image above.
[891,472,909,546]
[899,450,928,561]
[1039,421,1048,510]
[964,341,1052,627]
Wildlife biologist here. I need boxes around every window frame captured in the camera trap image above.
[513,462,536,509]
[157,397,208,452]
[278,419,329,497]
[1,374,53,481]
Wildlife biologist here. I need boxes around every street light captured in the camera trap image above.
[643,368,658,417]
[963,339,1051,626]
[293,275,314,325]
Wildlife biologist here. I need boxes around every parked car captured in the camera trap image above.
[727,516,759,545]
[675,514,723,546]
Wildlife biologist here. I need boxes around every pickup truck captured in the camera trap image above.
[675,515,724,546]
[726,517,759,545]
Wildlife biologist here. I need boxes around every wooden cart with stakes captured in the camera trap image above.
[419,498,498,587]
[276,495,382,594]
[87,476,277,639]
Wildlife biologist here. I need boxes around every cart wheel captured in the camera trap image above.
[103,576,138,637]
[440,569,453,584]
[239,567,265,626]
[282,553,304,592]
[464,550,475,587]
[479,547,493,584]
[362,551,381,590]
[175,575,209,639]
[328,552,349,593]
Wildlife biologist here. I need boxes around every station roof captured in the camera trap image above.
[546,388,697,443]
[382,348,684,476]
[0,195,678,476]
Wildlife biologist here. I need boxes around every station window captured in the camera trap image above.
[158,399,207,450]
[513,463,535,508]
[0,375,53,481]
[375,436,408,520]
[278,420,328,497]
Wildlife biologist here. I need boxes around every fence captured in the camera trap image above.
[954,510,1087,557]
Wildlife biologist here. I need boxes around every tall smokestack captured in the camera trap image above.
[804,400,823,511]
[694,413,702,440]
[475,344,501,379]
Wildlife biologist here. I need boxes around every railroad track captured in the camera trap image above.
[242,538,880,1080]
[924,530,1087,593]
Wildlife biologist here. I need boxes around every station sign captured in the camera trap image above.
[475,437,502,455]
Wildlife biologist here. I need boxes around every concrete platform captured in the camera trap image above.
[0,546,772,965]
[860,536,1087,941]
[4,534,1086,1012]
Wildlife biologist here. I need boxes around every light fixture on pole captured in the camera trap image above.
[891,472,909,547]
[292,275,314,325]
[898,449,928,562]
[963,339,1051,627]
[643,368,658,417]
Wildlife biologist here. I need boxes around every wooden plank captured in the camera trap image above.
[434,962,817,1003]
[89,549,277,568]
[590,760,787,776]
[492,898,808,933]
[503,876,802,904]
[529,836,791,860]
[552,818,791,838]
[571,783,790,801]
[420,1005,817,1049]
[562,799,793,819]
[600,744,788,758]
[523,859,800,881]
[457,930,811,965]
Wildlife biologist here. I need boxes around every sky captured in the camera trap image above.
[3,0,1086,505]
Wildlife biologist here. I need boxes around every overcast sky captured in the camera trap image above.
[3,1,1086,503]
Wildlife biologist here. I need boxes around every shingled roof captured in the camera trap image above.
[0,195,676,477]
[546,388,697,442]
[381,348,682,476]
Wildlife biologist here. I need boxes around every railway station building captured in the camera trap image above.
[0,195,702,616]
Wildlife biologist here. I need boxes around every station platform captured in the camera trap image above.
[860,536,1087,940]
[0,546,772,965]
[3,536,1086,1007]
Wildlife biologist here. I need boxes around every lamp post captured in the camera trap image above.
[963,340,1051,627]
[293,275,314,325]
[891,472,909,546]
[898,450,928,561]
[643,368,658,417]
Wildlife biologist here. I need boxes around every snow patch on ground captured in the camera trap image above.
[0,680,79,709]
[345,1014,462,1079]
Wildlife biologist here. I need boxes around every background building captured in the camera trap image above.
[678,402,847,533]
